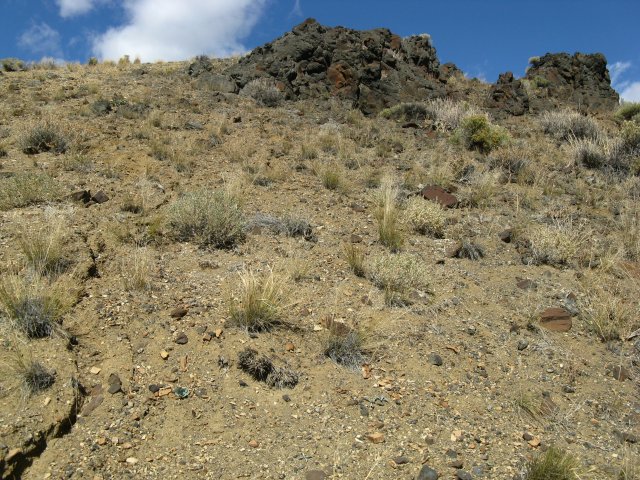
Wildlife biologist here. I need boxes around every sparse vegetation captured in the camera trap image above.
[404,196,446,237]
[615,102,640,123]
[374,176,404,251]
[0,173,62,211]
[522,446,581,480]
[322,327,366,370]
[168,189,246,249]
[240,77,284,107]
[368,253,430,306]
[228,268,287,332]
[344,243,366,277]
[539,109,600,140]
[525,221,587,267]
[19,221,68,276]
[20,123,68,154]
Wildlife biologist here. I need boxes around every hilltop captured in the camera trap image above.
[0,20,638,480]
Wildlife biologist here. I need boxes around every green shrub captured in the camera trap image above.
[0,173,62,211]
[20,124,68,154]
[168,189,245,249]
[1,58,26,72]
[615,102,640,123]
[454,115,510,153]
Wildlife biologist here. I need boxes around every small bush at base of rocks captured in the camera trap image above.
[240,78,284,107]
[539,109,600,141]
[453,115,510,153]
[168,189,245,249]
[237,348,298,388]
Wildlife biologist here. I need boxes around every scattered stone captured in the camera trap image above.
[160,350,169,360]
[393,456,410,465]
[421,185,458,208]
[81,395,104,416]
[456,470,473,480]
[539,307,572,332]
[517,340,529,351]
[611,365,631,381]
[248,439,259,448]
[282,394,291,402]
[563,385,575,393]
[417,464,440,480]
[170,306,188,318]
[428,353,443,366]
[522,432,534,441]
[148,384,160,393]
[351,203,365,212]
[516,278,537,290]
[89,366,102,375]
[350,234,363,243]
[284,342,295,352]
[174,386,189,399]
[449,459,464,469]
[305,471,327,480]
[125,457,138,465]
[91,190,109,204]
[107,373,122,394]
[367,432,385,444]
[174,332,189,345]
[614,429,638,444]
[528,438,541,448]
[70,190,91,203]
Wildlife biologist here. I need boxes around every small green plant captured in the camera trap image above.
[20,123,68,154]
[0,274,74,338]
[240,78,283,107]
[87,56,98,66]
[374,176,403,251]
[615,102,640,123]
[523,446,581,480]
[168,189,245,249]
[300,142,318,160]
[404,196,446,237]
[228,268,287,332]
[0,173,62,211]
[344,243,366,277]
[368,253,430,306]
[453,115,510,153]
[315,162,343,190]
[1,57,26,72]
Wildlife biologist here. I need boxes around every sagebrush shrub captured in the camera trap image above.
[539,109,600,140]
[454,115,510,153]
[241,78,283,107]
[368,253,430,306]
[20,123,68,154]
[404,197,446,237]
[168,189,245,249]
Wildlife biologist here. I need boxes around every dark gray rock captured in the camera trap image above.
[486,71,529,117]
[428,353,443,366]
[224,18,445,114]
[417,465,439,480]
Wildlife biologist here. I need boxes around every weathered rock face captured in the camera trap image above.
[224,18,445,114]
[525,52,619,112]
[486,71,529,117]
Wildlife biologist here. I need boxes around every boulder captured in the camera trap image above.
[486,71,529,117]
[525,52,619,112]
[224,18,445,114]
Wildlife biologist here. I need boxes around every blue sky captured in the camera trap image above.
[1,0,639,100]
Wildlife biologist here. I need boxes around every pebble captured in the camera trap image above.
[170,306,188,318]
[428,353,443,366]
[148,384,160,393]
[125,457,138,465]
[305,471,327,480]
[248,440,259,448]
[456,470,473,480]
[417,464,439,480]
[174,332,188,345]
[517,340,529,351]
[366,432,384,444]
[160,350,169,359]
[393,456,410,465]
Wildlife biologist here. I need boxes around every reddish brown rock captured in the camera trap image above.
[170,306,188,318]
[420,185,458,208]
[539,307,572,332]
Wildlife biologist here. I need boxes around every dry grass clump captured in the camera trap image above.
[228,268,288,332]
[368,253,430,306]
[344,243,366,277]
[168,189,245,249]
[404,196,446,237]
[121,247,153,291]
[0,274,75,338]
[20,122,68,154]
[19,220,68,276]
[462,170,500,208]
[322,328,367,370]
[0,173,62,211]
[539,109,600,140]
[237,348,298,388]
[525,221,587,267]
[489,145,534,184]
[522,446,581,480]
[373,176,404,251]
[1,353,56,398]
[311,161,345,191]
[615,102,640,123]
[240,78,284,107]
[579,284,636,341]
[247,213,314,240]
[380,98,479,130]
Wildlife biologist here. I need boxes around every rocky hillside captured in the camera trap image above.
[0,20,638,480]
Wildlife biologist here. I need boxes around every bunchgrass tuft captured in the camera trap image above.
[19,220,68,276]
[368,253,430,306]
[20,123,68,154]
[344,243,366,277]
[539,109,600,141]
[523,446,581,480]
[228,268,288,332]
[323,328,366,370]
[168,188,246,249]
[374,176,403,251]
[404,196,446,237]
[0,173,62,211]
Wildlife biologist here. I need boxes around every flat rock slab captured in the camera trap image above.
[420,185,458,208]
[539,307,572,332]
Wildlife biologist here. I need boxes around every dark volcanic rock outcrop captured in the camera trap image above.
[223,18,445,114]
[486,71,529,117]
[525,52,619,112]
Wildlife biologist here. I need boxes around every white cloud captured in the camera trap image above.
[92,0,266,62]
[621,82,640,102]
[56,0,97,17]
[18,23,62,56]
[609,61,631,88]
[290,0,303,17]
